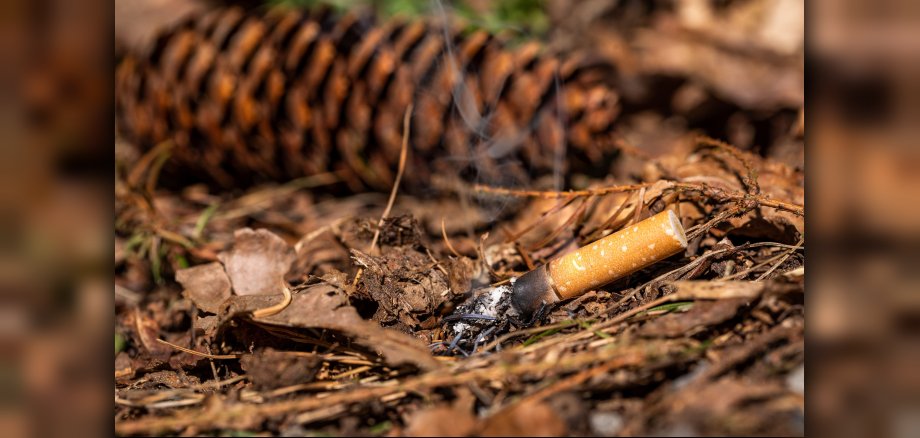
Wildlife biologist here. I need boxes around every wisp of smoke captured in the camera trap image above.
[427,0,571,221]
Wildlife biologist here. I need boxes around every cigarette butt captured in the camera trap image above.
[511,210,687,319]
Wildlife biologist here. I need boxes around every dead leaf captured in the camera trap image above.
[218,228,295,296]
[651,141,804,242]
[133,308,172,360]
[176,262,231,314]
[229,284,440,371]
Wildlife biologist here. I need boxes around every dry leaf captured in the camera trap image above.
[238,284,440,371]
[176,262,231,314]
[132,309,170,356]
[218,228,295,296]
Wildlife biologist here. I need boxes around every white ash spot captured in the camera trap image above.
[648,243,656,250]
[621,245,628,252]
[633,226,638,232]
[572,258,587,271]
[483,285,510,316]
[600,250,605,257]
[451,285,512,335]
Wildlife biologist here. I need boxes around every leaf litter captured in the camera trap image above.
[114,1,804,436]
[115,135,804,435]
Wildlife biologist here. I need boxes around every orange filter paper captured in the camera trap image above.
[548,210,688,299]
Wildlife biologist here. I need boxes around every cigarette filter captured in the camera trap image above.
[511,209,688,319]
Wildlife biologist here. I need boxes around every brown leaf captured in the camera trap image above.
[480,401,568,436]
[133,308,171,360]
[218,228,295,296]
[176,262,231,314]
[245,284,440,370]
[651,141,804,243]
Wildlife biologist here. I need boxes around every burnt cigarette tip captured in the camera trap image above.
[510,264,559,321]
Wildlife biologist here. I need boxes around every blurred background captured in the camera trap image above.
[810,0,920,436]
[0,0,917,436]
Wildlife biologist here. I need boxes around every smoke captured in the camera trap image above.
[427,0,569,221]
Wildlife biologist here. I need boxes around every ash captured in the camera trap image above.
[436,283,520,356]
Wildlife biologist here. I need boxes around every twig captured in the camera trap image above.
[755,237,804,280]
[127,140,174,189]
[609,240,793,309]
[504,197,579,244]
[472,182,655,199]
[369,103,413,255]
[480,320,581,352]
[527,196,590,251]
[190,375,248,390]
[470,181,804,216]
[583,191,634,241]
[478,232,502,280]
[205,345,220,389]
[155,339,239,359]
[694,135,760,195]
[354,104,413,286]
[497,359,622,414]
[685,205,748,240]
[242,381,345,402]
[115,342,659,434]
[251,279,293,319]
[718,239,805,282]
[116,394,205,409]
[331,365,373,380]
[425,248,449,277]
[630,186,646,225]
[214,172,340,222]
[441,218,462,258]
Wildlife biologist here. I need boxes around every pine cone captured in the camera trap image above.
[115,6,621,190]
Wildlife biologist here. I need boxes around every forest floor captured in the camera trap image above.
[115,1,804,436]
